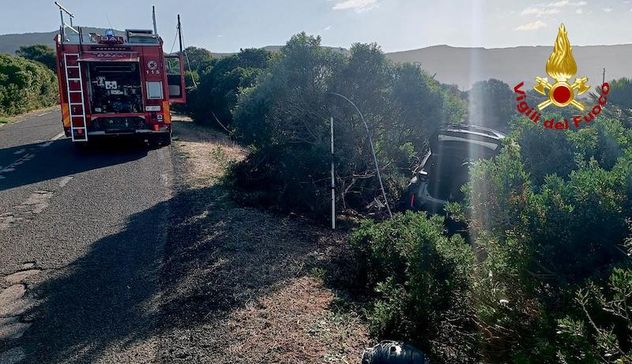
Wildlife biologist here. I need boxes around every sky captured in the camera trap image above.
[2,0,632,53]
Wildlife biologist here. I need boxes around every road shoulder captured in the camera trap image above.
[0,106,59,129]
[159,118,370,363]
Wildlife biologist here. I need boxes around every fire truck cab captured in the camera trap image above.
[54,6,186,146]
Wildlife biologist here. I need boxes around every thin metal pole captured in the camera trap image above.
[177,14,183,53]
[331,116,336,229]
[152,6,158,35]
[329,92,393,217]
[59,9,65,40]
[55,2,75,40]
[55,2,73,17]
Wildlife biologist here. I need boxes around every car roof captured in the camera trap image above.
[431,125,505,154]
[441,125,506,140]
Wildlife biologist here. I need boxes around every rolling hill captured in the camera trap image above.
[2,29,631,90]
[387,44,632,90]
[0,28,124,54]
[0,31,58,54]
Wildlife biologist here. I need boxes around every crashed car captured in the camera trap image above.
[405,125,505,213]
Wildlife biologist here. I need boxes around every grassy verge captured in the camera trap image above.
[159,117,370,363]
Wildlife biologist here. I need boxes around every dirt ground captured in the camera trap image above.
[158,118,370,363]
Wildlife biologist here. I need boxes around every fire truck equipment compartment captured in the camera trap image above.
[88,62,143,114]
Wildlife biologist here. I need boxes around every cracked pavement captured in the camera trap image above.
[0,110,173,363]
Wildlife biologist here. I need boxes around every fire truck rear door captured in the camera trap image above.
[165,55,186,104]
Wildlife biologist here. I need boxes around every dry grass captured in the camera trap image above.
[171,116,246,187]
[159,118,369,363]
[221,276,368,364]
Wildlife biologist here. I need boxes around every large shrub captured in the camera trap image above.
[467,79,515,132]
[187,48,271,127]
[230,33,465,216]
[15,44,56,71]
[460,117,632,362]
[350,113,632,362]
[0,53,57,116]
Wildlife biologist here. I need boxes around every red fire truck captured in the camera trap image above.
[54,3,186,146]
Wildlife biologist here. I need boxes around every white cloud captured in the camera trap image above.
[324,25,332,31]
[520,0,586,18]
[603,7,613,12]
[331,0,379,12]
[546,0,587,7]
[547,0,569,7]
[521,7,560,16]
[514,20,548,31]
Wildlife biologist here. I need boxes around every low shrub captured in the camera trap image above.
[350,212,478,363]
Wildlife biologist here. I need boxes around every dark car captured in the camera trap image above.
[404,125,505,213]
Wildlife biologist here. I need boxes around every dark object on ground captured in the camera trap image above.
[404,125,505,214]
[362,341,428,364]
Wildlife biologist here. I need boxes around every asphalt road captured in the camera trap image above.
[0,110,173,363]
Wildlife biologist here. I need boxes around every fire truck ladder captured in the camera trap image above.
[64,53,88,142]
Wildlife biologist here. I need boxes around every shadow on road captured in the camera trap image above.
[0,138,148,192]
[18,188,168,363]
[16,179,335,363]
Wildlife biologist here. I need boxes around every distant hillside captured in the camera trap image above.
[211,45,348,58]
[2,30,630,90]
[0,28,125,54]
[387,44,632,90]
[0,31,57,53]
[0,30,280,58]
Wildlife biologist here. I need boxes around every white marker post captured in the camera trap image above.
[330,116,336,230]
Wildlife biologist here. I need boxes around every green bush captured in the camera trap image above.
[230,33,465,216]
[462,117,632,362]
[186,48,271,127]
[0,53,57,116]
[556,264,632,363]
[350,114,632,363]
[467,79,515,132]
[15,44,56,71]
[350,212,477,363]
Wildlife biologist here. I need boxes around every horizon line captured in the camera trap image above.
[2,29,632,54]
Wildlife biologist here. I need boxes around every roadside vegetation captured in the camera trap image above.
[15,45,57,71]
[181,33,632,363]
[0,48,57,117]
[162,118,369,362]
[185,33,465,216]
[351,118,632,363]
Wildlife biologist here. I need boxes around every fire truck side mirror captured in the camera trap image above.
[165,55,186,104]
